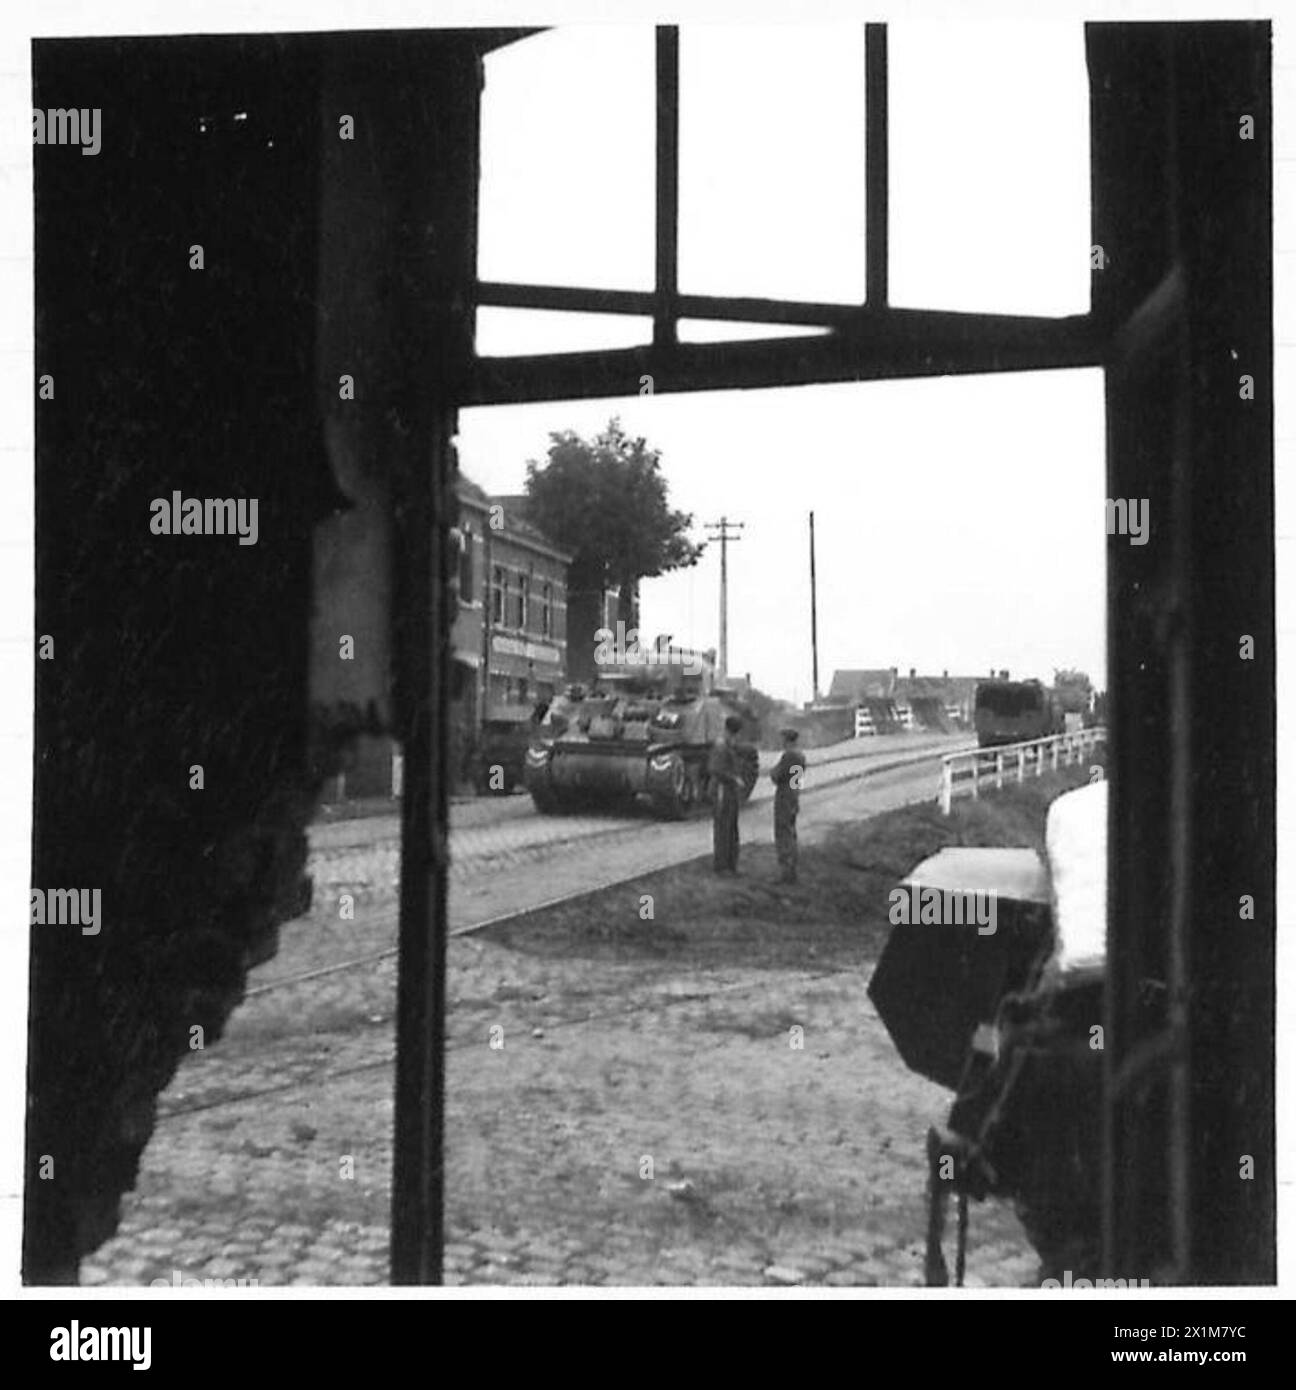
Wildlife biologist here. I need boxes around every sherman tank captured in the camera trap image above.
[524,659,759,819]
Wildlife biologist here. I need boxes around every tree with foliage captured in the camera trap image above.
[523,418,704,620]
[1052,668,1095,713]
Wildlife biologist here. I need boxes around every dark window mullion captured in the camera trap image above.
[655,26,680,349]
[477,279,863,328]
[865,24,888,308]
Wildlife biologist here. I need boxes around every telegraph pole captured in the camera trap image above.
[809,511,820,704]
[704,516,744,679]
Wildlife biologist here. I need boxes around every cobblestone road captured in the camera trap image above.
[304,732,969,902]
[80,736,1042,1290]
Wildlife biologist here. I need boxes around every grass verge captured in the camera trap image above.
[481,766,1098,972]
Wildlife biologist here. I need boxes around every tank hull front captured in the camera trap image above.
[547,743,652,797]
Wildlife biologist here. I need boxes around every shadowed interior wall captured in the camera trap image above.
[28,37,335,1282]
[28,27,492,1285]
[1091,21,1274,1284]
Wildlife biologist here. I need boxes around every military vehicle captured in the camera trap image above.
[524,655,759,818]
[974,677,1064,748]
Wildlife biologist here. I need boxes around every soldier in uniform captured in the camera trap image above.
[770,727,807,884]
[708,714,744,873]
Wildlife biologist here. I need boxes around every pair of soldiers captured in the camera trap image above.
[707,722,806,882]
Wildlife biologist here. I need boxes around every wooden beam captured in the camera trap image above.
[655,27,680,349]
[477,280,867,327]
[466,308,1104,406]
[382,37,481,1287]
[865,24,888,307]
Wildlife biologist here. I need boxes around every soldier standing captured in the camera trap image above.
[771,728,806,884]
[708,714,744,874]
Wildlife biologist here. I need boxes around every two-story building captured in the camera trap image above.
[450,478,572,785]
[333,478,573,801]
[489,491,636,686]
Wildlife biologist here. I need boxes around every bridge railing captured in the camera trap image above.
[939,728,1107,815]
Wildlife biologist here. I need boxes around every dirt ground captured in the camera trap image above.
[81,769,1092,1288]
[455,778,1084,1285]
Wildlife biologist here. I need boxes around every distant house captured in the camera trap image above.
[826,668,898,704]
[893,671,982,728]
[827,666,984,732]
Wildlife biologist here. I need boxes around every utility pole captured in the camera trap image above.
[809,510,820,704]
[705,516,744,679]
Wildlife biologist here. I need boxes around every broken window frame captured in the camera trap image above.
[469,27,1104,408]
[388,22,1273,1290]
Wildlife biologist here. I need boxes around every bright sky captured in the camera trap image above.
[461,21,1104,703]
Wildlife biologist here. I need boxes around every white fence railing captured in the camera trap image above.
[939,728,1107,815]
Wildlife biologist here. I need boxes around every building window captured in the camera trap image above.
[458,525,474,602]
[541,582,552,638]
[492,566,506,624]
[518,574,530,630]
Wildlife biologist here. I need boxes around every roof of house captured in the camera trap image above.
[456,477,572,562]
[827,668,896,701]
[828,668,985,704]
[894,674,982,702]
[458,477,490,506]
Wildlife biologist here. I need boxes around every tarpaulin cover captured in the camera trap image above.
[1041,780,1107,984]
[867,848,1053,1090]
